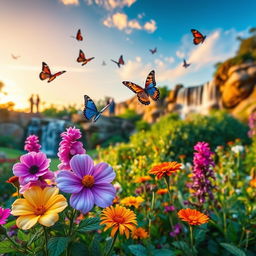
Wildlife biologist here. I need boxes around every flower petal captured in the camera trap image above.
[11,199,35,216]
[39,213,59,227]
[13,163,27,177]
[70,154,94,178]
[16,215,40,230]
[92,183,116,208]
[93,163,116,184]
[23,186,43,208]
[56,171,83,193]
[70,188,94,213]
[41,187,60,205]
[46,195,68,214]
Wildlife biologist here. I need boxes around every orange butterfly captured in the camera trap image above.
[191,29,206,45]
[71,29,83,41]
[77,50,95,66]
[39,62,66,83]
[111,55,125,68]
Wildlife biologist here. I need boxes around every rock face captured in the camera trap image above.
[0,123,24,146]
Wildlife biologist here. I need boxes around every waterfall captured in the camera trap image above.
[26,118,66,156]
[175,81,220,117]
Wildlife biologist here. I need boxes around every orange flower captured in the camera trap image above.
[112,196,120,204]
[6,176,19,188]
[100,205,137,238]
[132,227,149,239]
[134,176,152,183]
[120,196,144,208]
[149,162,182,179]
[178,154,186,160]
[250,178,256,188]
[178,208,209,226]
[156,188,168,195]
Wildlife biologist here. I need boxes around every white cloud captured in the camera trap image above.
[59,0,79,5]
[176,50,185,59]
[103,12,157,34]
[85,0,136,10]
[164,57,175,63]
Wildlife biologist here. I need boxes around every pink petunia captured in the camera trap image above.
[0,207,11,225]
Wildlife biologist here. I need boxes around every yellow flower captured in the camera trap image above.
[100,205,137,238]
[120,196,144,208]
[11,186,67,230]
[132,227,149,239]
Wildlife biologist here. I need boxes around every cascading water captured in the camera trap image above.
[175,81,220,118]
[26,118,66,156]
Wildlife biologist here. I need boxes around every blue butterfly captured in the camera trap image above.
[83,95,111,122]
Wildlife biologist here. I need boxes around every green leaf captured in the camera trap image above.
[18,230,30,241]
[48,237,69,256]
[152,249,174,256]
[70,242,89,256]
[0,240,16,253]
[220,243,246,256]
[78,217,101,232]
[90,234,102,256]
[128,244,147,256]
[172,241,190,252]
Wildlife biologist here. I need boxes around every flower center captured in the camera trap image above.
[34,205,46,215]
[113,215,125,224]
[29,165,39,174]
[82,175,94,188]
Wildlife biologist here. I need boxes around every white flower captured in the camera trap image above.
[231,145,244,154]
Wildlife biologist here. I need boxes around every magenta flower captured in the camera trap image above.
[248,112,256,138]
[56,154,116,213]
[0,207,11,225]
[169,223,182,237]
[164,205,176,213]
[24,135,41,153]
[57,127,86,170]
[13,152,51,184]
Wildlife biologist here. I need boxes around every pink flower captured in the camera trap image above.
[0,207,11,225]
[57,127,86,170]
[24,135,41,153]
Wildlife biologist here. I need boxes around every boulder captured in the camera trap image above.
[0,123,24,145]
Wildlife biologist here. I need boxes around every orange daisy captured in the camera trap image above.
[149,162,182,179]
[178,208,209,226]
[6,176,19,188]
[156,188,168,195]
[134,176,152,183]
[249,178,256,188]
[120,196,144,208]
[100,205,137,239]
[132,227,149,239]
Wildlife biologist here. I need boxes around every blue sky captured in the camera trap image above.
[0,0,255,110]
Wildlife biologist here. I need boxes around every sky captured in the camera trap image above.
[0,0,255,111]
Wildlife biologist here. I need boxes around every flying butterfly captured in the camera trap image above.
[77,49,95,66]
[11,54,20,60]
[71,29,83,41]
[191,29,206,45]
[83,95,111,122]
[102,60,107,66]
[122,70,160,105]
[149,47,157,54]
[183,59,191,68]
[39,62,66,83]
[111,55,125,68]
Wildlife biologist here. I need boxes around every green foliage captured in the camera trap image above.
[118,109,141,122]
[135,120,150,131]
[42,104,79,118]
[47,237,70,256]
[220,243,246,256]
[0,136,18,148]
[78,217,101,232]
[158,86,170,100]
[0,241,16,253]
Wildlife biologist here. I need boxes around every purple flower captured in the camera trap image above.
[56,154,116,213]
[169,223,182,237]
[57,127,86,170]
[24,135,41,153]
[189,142,215,205]
[164,205,176,212]
[0,207,11,225]
[248,112,256,138]
[13,152,50,184]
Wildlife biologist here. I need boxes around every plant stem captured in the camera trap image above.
[43,226,49,256]
[189,225,194,248]
[68,209,77,236]
[165,176,173,204]
[5,233,26,253]
[105,233,118,256]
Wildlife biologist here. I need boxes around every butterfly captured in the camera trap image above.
[83,95,111,122]
[183,59,190,68]
[191,29,206,45]
[111,55,125,68]
[149,47,157,54]
[71,29,83,41]
[11,54,20,60]
[122,70,160,105]
[39,62,66,83]
[77,50,95,66]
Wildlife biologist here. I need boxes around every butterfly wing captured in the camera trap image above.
[191,29,205,45]
[77,49,85,63]
[48,71,66,83]
[83,95,98,121]
[144,70,160,101]
[111,59,120,68]
[39,62,51,81]
[76,29,83,41]
[119,55,124,65]
[93,103,111,122]
[82,57,95,66]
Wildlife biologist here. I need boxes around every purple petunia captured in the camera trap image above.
[57,127,86,171]
[56,154,116,214]
[169,223,182,237]
[24,135,41,153]
[0,207,11,225]
[12,152,51,184]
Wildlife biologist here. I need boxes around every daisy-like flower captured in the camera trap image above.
[11,186,67,230]
[156,188,168,195]
[120,196,144,208]
[12,152,50,184]
[178,208,209,226]
[57,127,86,170]
[250,178,256,188]
[0,207,11,225]
[56,154,116,214]
[149,162,182,179]
[24,135,41,153]
[100,205,137,238]
[6,176,19,188]
[132,227,149,239]
[134,176,152,183]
